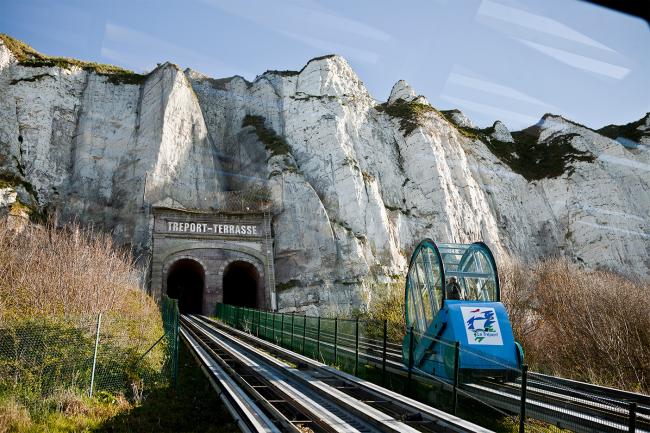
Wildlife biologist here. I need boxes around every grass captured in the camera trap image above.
[0,346,238,433]
[97,345,238,433]
[375,98,436,136]
[0,221,174,430]
[0,34,145,85]
[242,115,291,157]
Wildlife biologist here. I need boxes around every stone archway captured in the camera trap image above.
[222,260,260,308]
[166,258,205,314]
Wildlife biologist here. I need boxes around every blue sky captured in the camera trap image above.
[2,0,648,130]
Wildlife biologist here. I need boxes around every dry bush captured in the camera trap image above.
[0,397,31,433]
[0,221,166,407]
[501,258,650,393]
[0,221,143,320]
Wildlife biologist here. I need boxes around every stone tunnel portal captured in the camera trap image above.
[166,258,204,314]
[223,261,260,308]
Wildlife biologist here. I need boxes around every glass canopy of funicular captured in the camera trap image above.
[405,240,500,335]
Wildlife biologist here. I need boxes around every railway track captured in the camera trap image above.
[218,312,649,432]
[180,314,492,433]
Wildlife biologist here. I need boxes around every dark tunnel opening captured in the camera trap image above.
[223,261,259,308]
[166,259,204,314]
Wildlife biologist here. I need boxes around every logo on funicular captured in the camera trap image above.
[460,307,503,345]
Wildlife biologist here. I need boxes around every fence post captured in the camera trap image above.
[407,326,414,395]
[302,315,307,355]
[272,313,276,343]
[334,317,338,365]
[452,341,460,415]
[354,317,359,376]
[290,313,295,350]
[382,320,387,387]
[174,304,179,386]
[519,364,528,433]
[316,316,321,358]
[89,312,103,397]
[629,402,637,433]
[280,313,285,347]
[256,309,260,337]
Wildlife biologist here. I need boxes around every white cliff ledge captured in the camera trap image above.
[1,34,649,313]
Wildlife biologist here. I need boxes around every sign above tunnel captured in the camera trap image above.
[166,221,259,236]
[152,207,266,238]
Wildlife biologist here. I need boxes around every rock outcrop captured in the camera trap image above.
[1,36,648,313]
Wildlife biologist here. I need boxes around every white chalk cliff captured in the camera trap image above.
[1,37,649,313]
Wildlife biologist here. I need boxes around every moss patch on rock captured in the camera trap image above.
[487,127,595,181]
[242,115,291,157]
[441,114,595,181]
[375,98,436,135]
[0,34,145,85]
[597,113,649,147]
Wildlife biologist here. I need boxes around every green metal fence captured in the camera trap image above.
[215,303,642,433]
[0,296,180,409]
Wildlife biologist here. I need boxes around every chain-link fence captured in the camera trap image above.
[215,303,644,433]
[0,296,179,410]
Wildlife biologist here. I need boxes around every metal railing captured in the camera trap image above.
[215,303,645,433]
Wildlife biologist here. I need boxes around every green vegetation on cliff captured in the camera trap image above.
[0,34,146,85]
[375,98,436,136]
[440,113,595,181]
[597,113,649,146]
[242,114,291,156]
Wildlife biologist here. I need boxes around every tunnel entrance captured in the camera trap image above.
[223,261,259,308]
[166,259,204,314]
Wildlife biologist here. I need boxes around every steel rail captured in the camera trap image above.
[184,315,418,433]
[185,315,421,433]
[183,317,373,433]
[194,315,493,433]
[217,311,650,433]
[179,326,281,433]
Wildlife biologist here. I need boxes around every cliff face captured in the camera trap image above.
[1,38,648,313]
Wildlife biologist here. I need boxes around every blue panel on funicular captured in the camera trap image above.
[402,240,523,382]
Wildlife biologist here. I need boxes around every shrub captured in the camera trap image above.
[501,258,650,393]
[0,221,166,410]
[358,278,405,343]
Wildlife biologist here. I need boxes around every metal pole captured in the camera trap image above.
[280,313,285,347]
[334,317,338,365]
[452,341,460,415]
[382,320,387,386]
[256,309,260,337]
[407,326,414,395]
[89,312,102,397]
[354,317,359,376]
[272,312,276,342]
[519,364,529,433]
[302,315,307,355]
[316,316,321,358]
[174,305,179,386]
[629,402,637,433]
[290,313,295,350]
